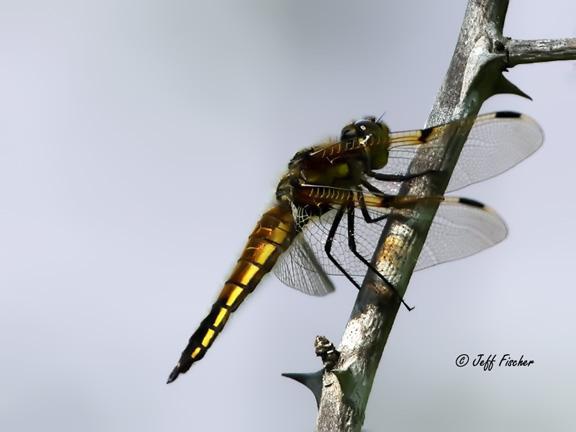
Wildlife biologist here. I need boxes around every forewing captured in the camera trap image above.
[372,112,543,194]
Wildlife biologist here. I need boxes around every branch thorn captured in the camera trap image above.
[282,370,324,408]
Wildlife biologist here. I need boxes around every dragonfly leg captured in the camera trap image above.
[356,184,391,223]
[346,205,414,311]
[357,183,414,226]
[367,169,440,182]
[324,205,362,290]
[361,179,387,196]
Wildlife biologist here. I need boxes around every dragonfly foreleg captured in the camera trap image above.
[324,205,362,290]
[360,179,386,196]
[346,205,414,311]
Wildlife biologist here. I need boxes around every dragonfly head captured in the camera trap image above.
[340,117,389,142]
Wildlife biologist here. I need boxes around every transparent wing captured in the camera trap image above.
[273,233,335,296]
[280,197,507,286]
[371,112,543,194]
[414,199,508,270]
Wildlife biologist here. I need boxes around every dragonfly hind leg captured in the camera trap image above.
[346,205,414,311]
[324,205,362,290]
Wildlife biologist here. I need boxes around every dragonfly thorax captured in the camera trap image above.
[276,119,393,202]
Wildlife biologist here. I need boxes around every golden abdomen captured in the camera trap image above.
[167,203,295,383]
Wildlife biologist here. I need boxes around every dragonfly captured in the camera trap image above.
[166,111,543,383]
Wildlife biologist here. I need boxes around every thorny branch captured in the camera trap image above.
[507,38,576,66]
[283,1,576,431]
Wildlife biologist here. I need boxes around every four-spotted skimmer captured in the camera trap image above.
[167,111,542,383]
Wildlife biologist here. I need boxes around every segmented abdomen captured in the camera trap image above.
[167,203,295,383]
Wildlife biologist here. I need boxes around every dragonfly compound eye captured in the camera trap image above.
[354,120,374,135]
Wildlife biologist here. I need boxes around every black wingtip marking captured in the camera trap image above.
[458,197,485,209]
[495,111,522,119]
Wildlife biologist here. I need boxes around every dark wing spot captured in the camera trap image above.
[418,127,433,143]
[457,197,485,209]
[494,111,521,119]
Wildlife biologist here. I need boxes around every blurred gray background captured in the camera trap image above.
[1,1,575,431]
